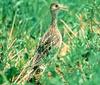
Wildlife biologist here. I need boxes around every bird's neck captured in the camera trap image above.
[51,11,57,27]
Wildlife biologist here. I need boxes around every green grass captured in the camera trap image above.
[0,0,100,84]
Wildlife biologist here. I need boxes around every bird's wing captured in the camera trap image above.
[33,31,53,64]
[32,28,62,65]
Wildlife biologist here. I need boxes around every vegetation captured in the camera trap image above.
[0,0,100,84]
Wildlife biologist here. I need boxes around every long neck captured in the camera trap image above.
[51,10,57,27]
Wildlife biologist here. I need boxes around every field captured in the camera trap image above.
[0,0,100,85]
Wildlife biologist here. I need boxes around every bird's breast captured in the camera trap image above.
[49,27,62,48]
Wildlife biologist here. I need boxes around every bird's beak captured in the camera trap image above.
[59,4,68,11]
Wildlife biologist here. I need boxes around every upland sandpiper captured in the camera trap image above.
[16,3,67,83]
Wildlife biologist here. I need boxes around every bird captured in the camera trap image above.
[31,3,67,68]
[16,3,67,83]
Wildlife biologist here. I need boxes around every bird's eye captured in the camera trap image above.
[55,4,58,8]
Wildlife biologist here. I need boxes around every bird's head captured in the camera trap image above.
[50,3,68,12]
